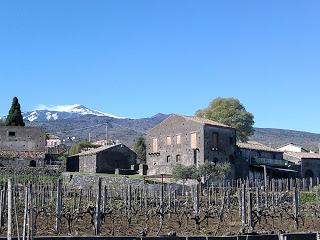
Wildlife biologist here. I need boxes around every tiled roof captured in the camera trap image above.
[237,141,281,153]
[72,144,122,157]
[284,151,320,160]
[181,115,232,128]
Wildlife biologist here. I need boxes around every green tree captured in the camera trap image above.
[5,97,25,126]
[133,136,146,163]
[196,97,254,142]
[172,164,193,183]
[69,143,81,155]
[172,162,230,184]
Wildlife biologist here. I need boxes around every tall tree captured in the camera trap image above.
[5,97,25,126]
[133,136,146,163]
[196,97,254,142]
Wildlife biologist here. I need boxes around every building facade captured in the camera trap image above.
[238,141,298,179]
[277,143,309,153]
[0,126,46,167]
[67,143,137,174]
[146,114,239,178]
[284,152,320,178]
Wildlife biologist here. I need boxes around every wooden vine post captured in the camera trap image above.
[95,178,102,235]
[7,178,12,240]
[55,178,63,234]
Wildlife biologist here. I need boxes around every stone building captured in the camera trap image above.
[66,143,137,174]
[0,126,46,167]
[146,114,241,178]
[284,152,320,178]
[238,141,298,179]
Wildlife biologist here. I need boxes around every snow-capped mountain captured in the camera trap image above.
[23,104,125,122]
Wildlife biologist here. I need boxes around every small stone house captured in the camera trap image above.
[146,114,240,178]
[66,143,137,174]
[284,152,320,178]
[0,126,46,167]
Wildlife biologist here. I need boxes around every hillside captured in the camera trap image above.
[19,105,320,150]
[250,128,320,152]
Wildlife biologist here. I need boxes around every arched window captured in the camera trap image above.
[176,154,181,162]
[166,155,171,163]
[305,169,314,178]
[30,160,36,167]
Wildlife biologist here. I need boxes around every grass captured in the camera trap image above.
[300,191,318,205]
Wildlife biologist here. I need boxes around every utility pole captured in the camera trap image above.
[105,123,108,145]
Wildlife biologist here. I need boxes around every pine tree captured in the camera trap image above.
[5,97,25,126]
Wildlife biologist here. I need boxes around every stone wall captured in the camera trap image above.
[0,126,46,160]
[203,125,237,178]
[146,115,237,177]
[301,158,320,178]
[96,145,137,173]
[147,115,204,176]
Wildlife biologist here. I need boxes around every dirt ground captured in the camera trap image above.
[1,205,319,237]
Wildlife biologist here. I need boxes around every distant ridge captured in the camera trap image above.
[22,104,125,122]
[7,104,319,150]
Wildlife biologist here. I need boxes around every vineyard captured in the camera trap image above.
[1,175,320,239]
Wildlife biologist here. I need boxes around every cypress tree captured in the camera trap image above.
[133,136,146,163]
[5,97,25,126]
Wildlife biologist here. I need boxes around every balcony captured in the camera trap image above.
[250,157,288,167]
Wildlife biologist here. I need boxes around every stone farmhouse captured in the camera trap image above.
[66,143,137,174]
[146,114,244,178]
[238,141,298,179]
[0,126,46,168]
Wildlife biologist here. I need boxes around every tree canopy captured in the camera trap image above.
[133,136,146,163]
[5,97,25,126]
[172,162,230,184]
[196,97,254,142]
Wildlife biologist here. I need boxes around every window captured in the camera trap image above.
[176,154,181,162]
[191,133,197,149]
[166,136,172,145]
[176,135,181,145]
[193,150,197,165]
[166,155,171,163]
[152,138,158,152]
[212,133,219,149]
[29,160,36,167]
[8,131,15,137]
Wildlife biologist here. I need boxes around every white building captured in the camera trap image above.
[277,143,308,153]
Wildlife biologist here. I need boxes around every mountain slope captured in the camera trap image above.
[18,104,320,150]
[250,128,320,152]
[23,104,124,122]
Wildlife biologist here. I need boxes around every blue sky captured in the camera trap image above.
[0,1,320,133]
